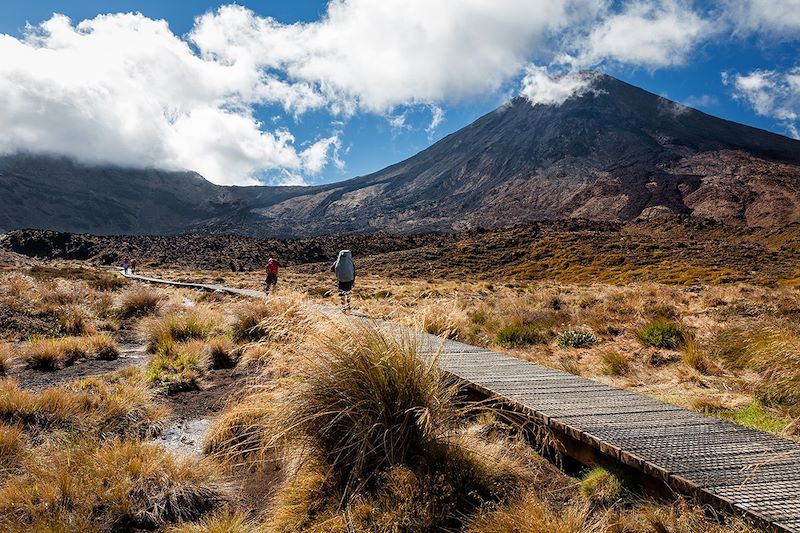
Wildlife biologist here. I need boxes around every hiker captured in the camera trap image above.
[331,250,355,311]
[130,259,137,275]
[265,257,280,293]
[122,257,130,275]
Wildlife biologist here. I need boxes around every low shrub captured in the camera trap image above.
[636,320,686,349]
[555,329,599,348]
[495,324,547,348]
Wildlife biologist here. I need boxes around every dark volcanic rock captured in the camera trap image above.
[2,74,799,237]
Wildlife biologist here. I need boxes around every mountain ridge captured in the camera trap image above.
[2,73,799,237]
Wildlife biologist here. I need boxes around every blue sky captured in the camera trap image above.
[0,1,798,186]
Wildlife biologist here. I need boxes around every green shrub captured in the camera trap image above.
[636,320,685,349]
[495,324,547,348]
[555,329,599,348]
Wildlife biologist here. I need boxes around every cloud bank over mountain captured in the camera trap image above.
[0,0,797,184]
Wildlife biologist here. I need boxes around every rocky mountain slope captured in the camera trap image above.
[2,73,799,237]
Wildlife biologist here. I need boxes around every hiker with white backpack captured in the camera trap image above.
[331,250,355,311]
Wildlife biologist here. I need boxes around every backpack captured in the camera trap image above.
[267,259,279,275]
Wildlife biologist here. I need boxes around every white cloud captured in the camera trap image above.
[683,94,719,108]
[426,105,445,135]
[2,0,796,184]
[725,0,800,39]
[520,67,599,106]
[571,0,711,69]
[189,1,601,114]
[724,68,800,138]
[0,13,334,185]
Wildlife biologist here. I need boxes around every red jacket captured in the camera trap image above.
[266,259,279,275]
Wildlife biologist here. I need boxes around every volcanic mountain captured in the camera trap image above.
[2,73,799,237]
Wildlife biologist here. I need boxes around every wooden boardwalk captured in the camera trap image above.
[123,271,800,531]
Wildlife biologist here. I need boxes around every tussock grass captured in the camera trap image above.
[465,492,588,533]
[256,322,536,531]
[0,424,26,477]
[601,351,629,376]
[0,345,15,376]
[143,308,221,353]
[0,439,231,532]
[204,391,277,469]
[714,326,800,409]
[0,373,166,439]
[23,333,119,370]
[58,306,94,335]
[683,338,713,374]
[117,287,163,319]
[495,323,547,348]
[636,320,686,349]
[145,339,207,394]
[208,335,238,369]
[272,324,457,495]
[231,297,305,344]
[579,466,624,506]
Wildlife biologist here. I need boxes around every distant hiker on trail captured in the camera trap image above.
[331,250,355,311]
[122,258,130,275]
[131,259,137,275]
[265,257,280,294]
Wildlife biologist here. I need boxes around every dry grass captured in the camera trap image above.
[22,333,119,370]
[0,371,166,439]
[600,352,629,376]
[0,439,231,532]
[167,511,256,533]
[116,287,164,318]
[204,390,277,470]
[142,307,222,353]
[466,492,588,533]
[144,339,207,393]
[0,345,15,376]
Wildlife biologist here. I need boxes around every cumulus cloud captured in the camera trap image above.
[725,0,800,39]
[1,0,797,185]
[0,13,335,185]
[520,67,600,105]
[189,1,598,114]
[724,68,800,138]
[569,0,711,69]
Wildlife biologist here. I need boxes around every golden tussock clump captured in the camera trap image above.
[0,439,231,532]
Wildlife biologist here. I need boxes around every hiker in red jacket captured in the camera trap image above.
[264,257,280,294]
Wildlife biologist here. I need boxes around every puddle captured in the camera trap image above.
[158,418,210,456]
